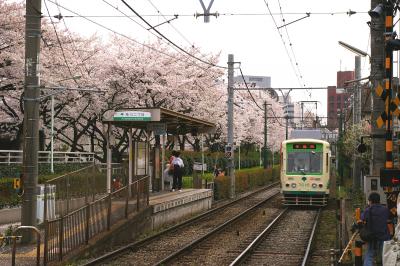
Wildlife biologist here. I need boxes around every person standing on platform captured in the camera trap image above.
[172,151,184,192]
[361,192,391,266]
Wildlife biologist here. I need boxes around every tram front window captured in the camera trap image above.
[287,151,322,174]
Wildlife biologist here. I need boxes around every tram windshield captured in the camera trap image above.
[286,151,323,174]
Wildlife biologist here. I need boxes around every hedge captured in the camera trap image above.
[213,165,281,200]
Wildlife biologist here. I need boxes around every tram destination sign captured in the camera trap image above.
[113,111,152,121]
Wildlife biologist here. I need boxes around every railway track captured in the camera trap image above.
[84,183,280,266]
[230,208,321,266]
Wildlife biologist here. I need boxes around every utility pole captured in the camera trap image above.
[353,56,362,188]
[227,54,235,199]
[22,0,41,242]
[370,0,386,176]
[263,102,271,169]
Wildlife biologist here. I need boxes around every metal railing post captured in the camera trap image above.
[66,175,70,214]
[11,236,17,266]
[136,181,140,211]
[125,185,129,218]
[146,176,149,206]
[44,220,48,265]
[14,226,41,266]
[44,183,48,222]
[107,193,112,230]
[85,204,90,244]
[59,217,64,261]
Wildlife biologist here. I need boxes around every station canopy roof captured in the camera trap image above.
[103,107,215,135]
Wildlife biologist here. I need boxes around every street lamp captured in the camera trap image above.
[39,77,105,173]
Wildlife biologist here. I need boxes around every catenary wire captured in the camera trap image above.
[238,67,263,111]
[263,0,304,89]
[44,0,79,85]
[41,11,368,18]
[120,0,228,69]
[146,0,193,47]
[46,0,220,72]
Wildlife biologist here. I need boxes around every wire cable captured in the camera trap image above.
[119,0,227,69]
[263,0,304,89]
[146,0,193,47]
[41,11,368,18]
[238,67,263,111]
[46,0,218,72]
[276,0,309,96]
[44,0,79,85]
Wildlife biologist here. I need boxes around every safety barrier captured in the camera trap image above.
[0,150,95,164]
[43,176,149,263]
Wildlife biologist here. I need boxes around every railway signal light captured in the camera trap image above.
[380,168,400,187]
[225,145,233,159]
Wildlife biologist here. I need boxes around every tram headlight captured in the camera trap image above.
[318,184,323,188]
[312,183,317,188]
[285,183,290,187]
[291,183,296,188]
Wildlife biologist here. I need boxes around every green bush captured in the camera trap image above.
[213,165,280,200]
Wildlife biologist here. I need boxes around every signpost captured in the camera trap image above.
[113,111,152,121]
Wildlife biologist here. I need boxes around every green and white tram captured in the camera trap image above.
[280,138,331,206]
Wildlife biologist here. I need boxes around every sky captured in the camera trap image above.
[42,0,373,118]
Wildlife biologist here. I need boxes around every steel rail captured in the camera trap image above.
[301,208,322,266]
[229,208,289,266]
[153,188,281,266]
[84,182,280,266]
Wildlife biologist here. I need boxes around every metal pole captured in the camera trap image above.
[285,115,289,140]
[161,134,165,191]
[51,95,54,173]
[129,128,133,193]
[107,124,112,193]
[263,101,268,169]
[301,102,304,129]
[201,133,205,175]
[22,0,41,243]
[227,54,235,198]
[353,56,362,188]
[238,141,241,170]
[370,0,386,176]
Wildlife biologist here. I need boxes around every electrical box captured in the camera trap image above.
[363,175,386,205]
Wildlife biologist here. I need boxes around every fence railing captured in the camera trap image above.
[0,150,95,164]
[44,175,149,263]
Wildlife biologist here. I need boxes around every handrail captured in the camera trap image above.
[13,226,41,266]
[45,164,94,183]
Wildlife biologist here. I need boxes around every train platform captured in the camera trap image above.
[150,188,213,229]
[0,188,213,265]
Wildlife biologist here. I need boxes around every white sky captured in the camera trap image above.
[42,0,374,118]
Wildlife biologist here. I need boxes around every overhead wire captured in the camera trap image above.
[41,11,368,18]
[262,0,304,89]
[276,0,309,97]
[145,0,193,47]
[120,0,228,69]
[46,0,222,72]
[43,0,79,85]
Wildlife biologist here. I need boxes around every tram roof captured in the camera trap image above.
[282,139,330,145]
[102,107,215,135]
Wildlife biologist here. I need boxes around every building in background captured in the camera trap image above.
[234,75,271,88]
[327,71,353,129]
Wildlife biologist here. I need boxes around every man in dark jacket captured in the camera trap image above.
[361,192,391,266]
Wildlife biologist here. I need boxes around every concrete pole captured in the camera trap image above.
[201,134,204,175]
[227,54,235,198]
[22,0,42,242]
[128,128,133,186]
[263,101,268,169]
[161,134,165,191]
[51,95,54,173]
[370,0,386,176]
[353,56,362,188]
[107,125,112,193]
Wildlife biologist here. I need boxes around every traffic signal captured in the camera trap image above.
[380,168,400,187]
[225,145,233,159]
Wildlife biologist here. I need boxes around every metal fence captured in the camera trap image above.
[44,176,149,263]
[0,150,95,164]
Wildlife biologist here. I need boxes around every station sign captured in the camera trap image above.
[113,111,152,121]
[193,163,207,171]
